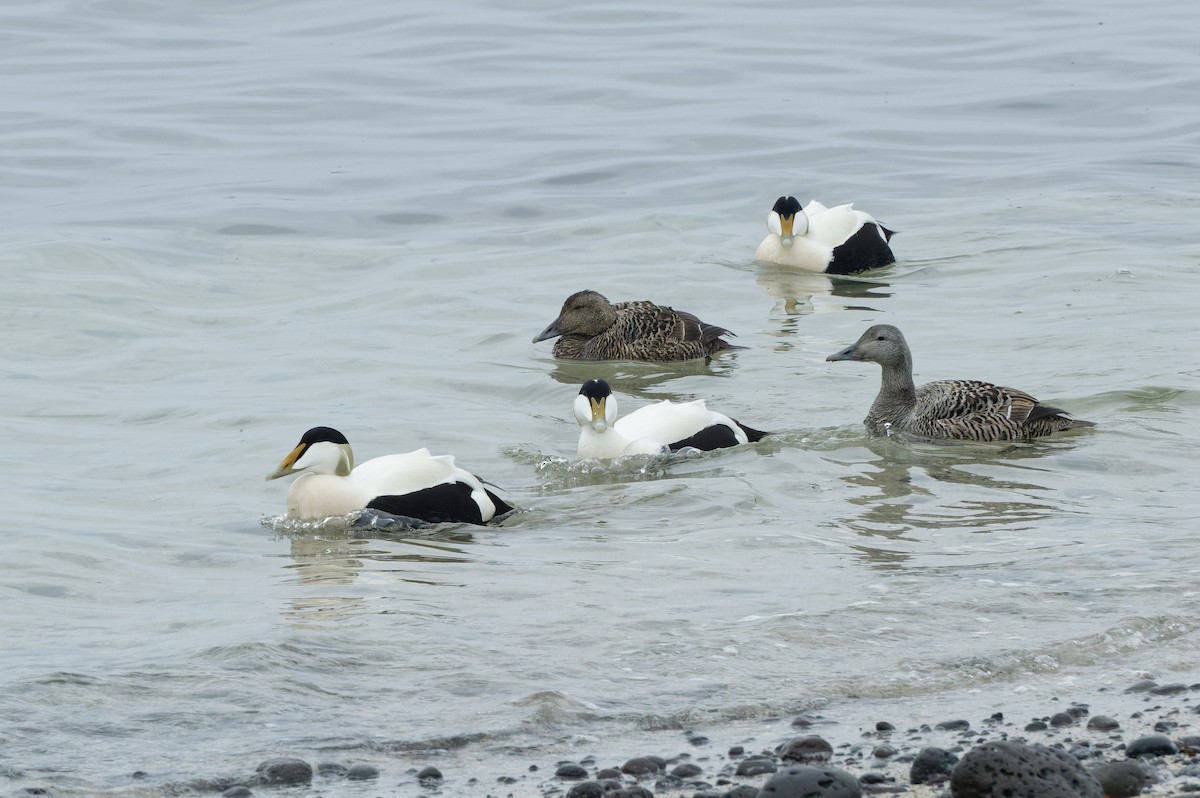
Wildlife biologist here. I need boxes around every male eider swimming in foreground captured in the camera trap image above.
[755,196,895,273]
[826,324,1095,442]
[266,427,512,524]
[574,379,768,459]
[533,290,738,361]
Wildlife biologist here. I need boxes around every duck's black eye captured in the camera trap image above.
[876,335,887,341]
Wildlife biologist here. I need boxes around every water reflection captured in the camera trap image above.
[831,438,1078,567]
[754,266,892,318]
[277,527,478,622]
[545,355,738,401]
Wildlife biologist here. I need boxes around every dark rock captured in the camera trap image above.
[909,747,958,785]
[1050,712,1075,727]
[778,735,833,762]
[935,719,970,731]
[756,764,861,797]
[722,786,759,798]
[1179,735,1200,754]
[1153,720,1178,732]
[950,740,1102,798]
[1125,680,1158,693]
[1087,715,1120,731]
[1024,721,1048,732]
[735,757,776,777]
[690,735,711,746]
[654,774,684,791]
[609,788,653,798]
[221,788,252,798]
[1126,734,1177,757]
[556,762,589,780]
[622,756,662,776]
[255,758,312,786]
[566,781,605,798]
[791,716,815,728]
[1149,682,1189,695]
[859,772,890,784]
[417,765,442,781]
[728,745,745,756]
[1091,761,1147,798]
[872,745,896,759]
[672,762,704,778]
[1067,705,1090,718]
[346,764,378,781]
[596,767,622,779]
[875,721,895,732]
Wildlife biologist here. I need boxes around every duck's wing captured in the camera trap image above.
[353,449,508,524]
[619,301,733,343]
[912,380,1030,441]
[616,399,752,451]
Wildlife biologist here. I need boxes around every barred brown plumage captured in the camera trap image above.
[532,289,738,361]
[826,324,1095,442]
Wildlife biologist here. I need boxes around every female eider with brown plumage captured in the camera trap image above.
[266,427,512,524]
[756,196,895,273]
[826,324,1094,442]
[533,290,737,361]
[573,379,767,459]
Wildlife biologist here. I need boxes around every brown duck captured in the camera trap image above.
[826,324,1095,442]
[533,290,738,361]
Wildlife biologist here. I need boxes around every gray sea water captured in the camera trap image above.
[3,0,1199,794]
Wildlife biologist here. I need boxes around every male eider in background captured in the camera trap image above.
[826,324,1095,442]
[756,196,895,273]
[266,426,512,524]
[574,379,768,459]
[533,290,738,361]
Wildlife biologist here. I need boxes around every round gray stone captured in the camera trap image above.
[756,764,861,798]
[777,734,833,762]
[950,741,1102,798]
[1126,734,1177,758]
[255,758,312,786]
[1091,761,1147,798]
[910,746,958,785]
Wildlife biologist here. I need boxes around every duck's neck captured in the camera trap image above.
[868,355,918,430]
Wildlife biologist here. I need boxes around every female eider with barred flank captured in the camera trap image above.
[826,324,1095,442]
[755,196,895,273]
[573,379,768,460]
[533,290,737,361]
[266,427,512,524]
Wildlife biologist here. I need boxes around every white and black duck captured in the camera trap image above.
[266,426,512,524]
[533,290,738,361]
[826,324,1094,441]
[755,196,895,273]
[573,379,767,459]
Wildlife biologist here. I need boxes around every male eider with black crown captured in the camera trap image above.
[533,290,737,361]
[266,427,512,524]
[826,324,1095,442]
[755,196,895,273]
[574,379,768,460]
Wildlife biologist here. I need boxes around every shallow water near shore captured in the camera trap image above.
[3,0,1199,794]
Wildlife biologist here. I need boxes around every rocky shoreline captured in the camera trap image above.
[516,677,1200,798]
[18,676,1200,797]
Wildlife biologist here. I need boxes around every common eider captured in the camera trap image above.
[533,290,738,361]
[826,324,1095,441]
[266,426,512,524]
[755,196,895,273]
[573,379,768,459]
